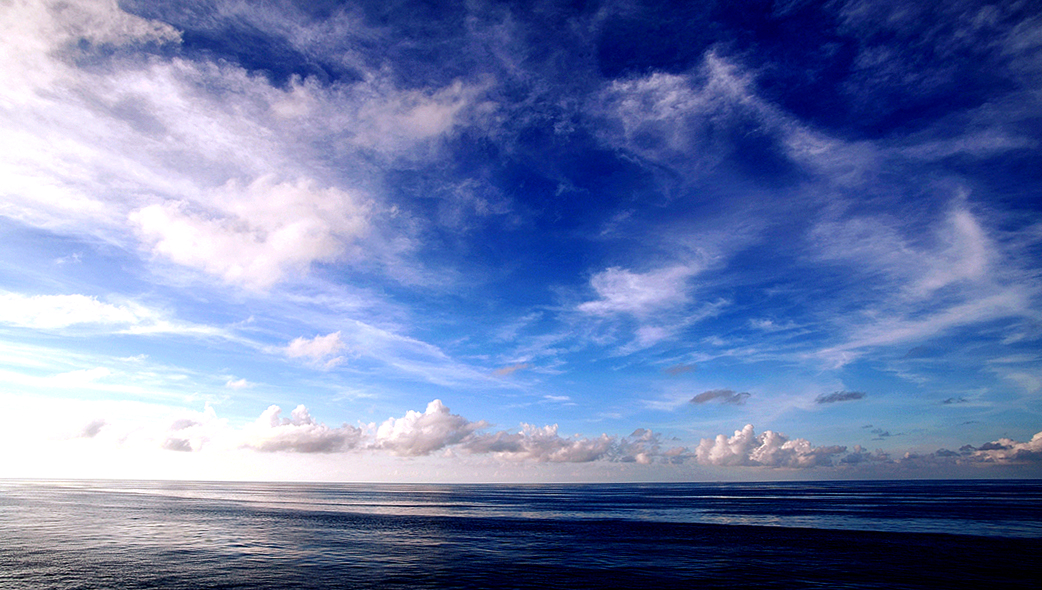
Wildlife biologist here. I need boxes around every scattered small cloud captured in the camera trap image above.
[870,428,892,440]
[815,390,867,404]
[902,346,934,359]
[225,378,253,390]
[492,363,530,377]
[942,397,968,404]
[691,389,751,405]
[80,419,106,438]
[162,438,193,452]
[54,253,82,265]
[663,363,696,376]
[283,332,345,368]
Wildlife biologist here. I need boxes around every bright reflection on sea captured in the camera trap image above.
[4,479,1038,538]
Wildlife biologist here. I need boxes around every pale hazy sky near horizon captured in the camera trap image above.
[1,0,1040,482]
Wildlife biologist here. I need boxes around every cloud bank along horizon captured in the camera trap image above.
[1,0,1040,481]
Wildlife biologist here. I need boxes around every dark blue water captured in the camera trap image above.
[2,480,1040,589]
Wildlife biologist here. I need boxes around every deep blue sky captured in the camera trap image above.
[1,0,1040,481]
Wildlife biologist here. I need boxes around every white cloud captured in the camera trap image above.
[0,0,484,292]
[808,205,1038,366]
[0,291,231,340]
[375,399,488,456]
[461,423,615,463]
[131,176,371,289]
[695,424,846,468]
[579,265,698,317]
[595,51,759,173]
[972,431,1042,464]
[284,332,346,368]
[460,424,688,464]
[241,404,363,453]
[0,293,139,329]
[224,378,252,390]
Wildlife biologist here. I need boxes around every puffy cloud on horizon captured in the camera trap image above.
[460,424,687,465]
[695,424,1042,471]
[241,404,363,453]
[696,424,846,468]
[375,399,488,456]
[460,423,614,463]
[971,431,1042,464]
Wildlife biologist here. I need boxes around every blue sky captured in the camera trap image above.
[1,0,1040,482]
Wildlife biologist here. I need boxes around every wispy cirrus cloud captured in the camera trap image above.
[0,291,231,339]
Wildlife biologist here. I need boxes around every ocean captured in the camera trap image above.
[1,479,1039,589]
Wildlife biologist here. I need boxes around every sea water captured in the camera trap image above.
[1,479,1039,589]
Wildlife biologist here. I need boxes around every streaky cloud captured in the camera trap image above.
[691,389,751,405]
[815,391,866,404]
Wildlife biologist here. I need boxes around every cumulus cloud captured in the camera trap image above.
[460,423,614,463]
[241,404,362,453]
[459,424,686,465]
[815,390,867,404]
[691,389,751,405]
[375,399,488,456]
[971,432,1042,464]
[284,332,345,367]
[695,424,846,468]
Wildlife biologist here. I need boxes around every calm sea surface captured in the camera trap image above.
[2,479,1039,589]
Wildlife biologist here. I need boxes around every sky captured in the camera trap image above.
[1,0,1041,482]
